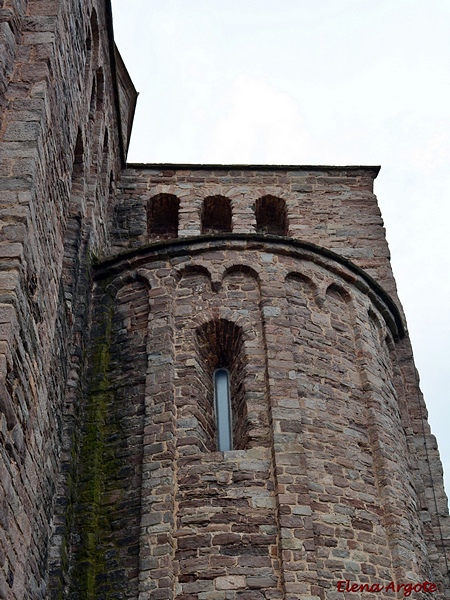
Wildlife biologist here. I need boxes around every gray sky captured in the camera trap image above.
[111,0,450,495]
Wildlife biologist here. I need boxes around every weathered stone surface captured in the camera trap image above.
[0,0,135,598]
[0,1,448,600]
[215,575,246,590]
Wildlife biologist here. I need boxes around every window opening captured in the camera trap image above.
[201,196,232,233]
[255,195,288,236]
[196,319,248,452]
[148,194,179,239]
[214,368,232,451]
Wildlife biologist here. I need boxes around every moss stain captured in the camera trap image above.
[73,297,120,599]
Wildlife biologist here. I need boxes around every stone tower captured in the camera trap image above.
[0,1,448,599]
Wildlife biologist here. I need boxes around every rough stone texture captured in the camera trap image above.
[90,237,449,598]
[112,165,396,298]
[68,276,148,598]
[0,1,448,599]
[0,0,135,598]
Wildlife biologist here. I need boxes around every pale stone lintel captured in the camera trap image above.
[292,505,312,516]
[215,575,246,590]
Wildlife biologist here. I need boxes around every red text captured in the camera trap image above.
[336,580,437,596]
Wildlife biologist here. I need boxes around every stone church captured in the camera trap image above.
[0,0,448,598]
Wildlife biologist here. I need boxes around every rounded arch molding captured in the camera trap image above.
[100,268,154,302]
[94,235,404,340]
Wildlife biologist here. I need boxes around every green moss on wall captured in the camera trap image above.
[71,298,119,599]
[68,277,146,599]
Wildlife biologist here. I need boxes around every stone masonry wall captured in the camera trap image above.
[109,165,449,596]
[0,0,449,597]
[88,236,449,598]
[112,165,398,301]
[0,0,127,597]
[68,274,148,598]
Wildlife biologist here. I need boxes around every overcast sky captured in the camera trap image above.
[110,0,450,495]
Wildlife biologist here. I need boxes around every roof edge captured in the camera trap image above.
[125,163,381,176]
[105,0,138,166]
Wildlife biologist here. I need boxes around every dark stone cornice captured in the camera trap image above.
[125,163,381,176]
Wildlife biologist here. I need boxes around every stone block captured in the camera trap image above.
[215,575,246,590]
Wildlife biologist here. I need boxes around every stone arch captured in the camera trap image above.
[87,68,106,221]
[71,128,85,194]
[367,306,398,391]
[61,129,85,305]
[255,195,288,235]
[148,193,179,239]
[103,128,109,154]
[286,271,319,307]
[196,318,249,450]
[103,270,153,303]
[221,265,261,314]
[84,9,99,84]
[201,195,232,233]
[326,282,351,303]
[368,307,384,345]
[175,264,212,285]
[106,166,116,234]
[176,265,214,301]
[384,332,395,352]
[222,263,260,282]
[286,271,320,378]
[324,281,356,357]
[85,25,92,78]
[91,9,99,60]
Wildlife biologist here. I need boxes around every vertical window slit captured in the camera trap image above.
[214,368,232,451]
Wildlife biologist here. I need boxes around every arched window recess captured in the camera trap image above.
[201,196,232,234]
[255,195,288,236]
[148,193,179,240]
[196,319,248,452]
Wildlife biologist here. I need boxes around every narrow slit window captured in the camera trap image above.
[214,368,232,451]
